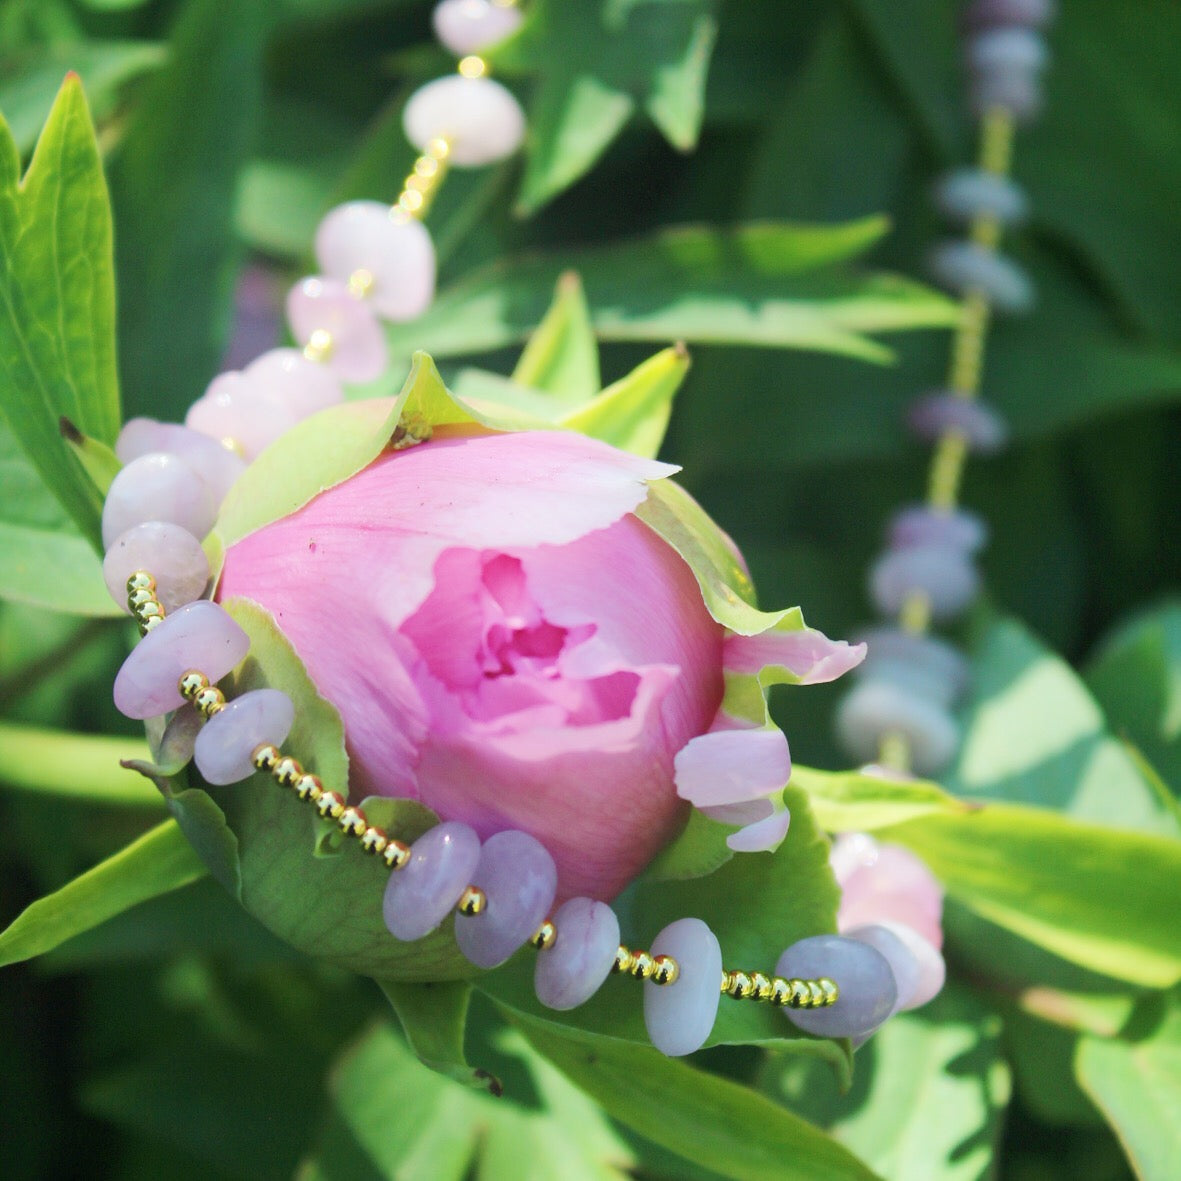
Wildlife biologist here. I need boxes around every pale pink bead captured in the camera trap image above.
[245,348,345,419]
[403,75,525,167]
[850,921,946,1010]
[433,0,523,55]
[101,452,216,549]
[286,276,388,384]
[116,418,247,505]
[193,688,295,785]
[186,370,299,461]
[103,522,210,614]
[314,202,436,322]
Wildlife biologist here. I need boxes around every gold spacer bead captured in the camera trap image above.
[629,950,655,980]
[788,979,812,1009]
[457,54,487,78]
[294,774,323,803]
[612,945,634,974]
[398,189,425,216]
[457,885,486,916]
[413,156,440,180]
[529,920,556,950]
[339,806,368,837]
[128,587,159,610]
[134,602,165,628]
[806,980,827,1008]
[818,978,840,1007]
[273,756,304,788]
[725,970,754,1000]
[193,686,225,717]
[141,615,165,633]
[178,670,210,701]
[347,268,374,299]
[383,839,411,870]
[252,744,280,773]
[651,954,679,986]
[360,826,388,856]
[426,137,450,160]
[316,790,346,820]
[126,570,156,594]
[769,977,792,1007]
[303,328,334,363]
[750,971,773,1002]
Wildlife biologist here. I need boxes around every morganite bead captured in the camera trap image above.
[856,629,970,700]
[286,276,388,384]
[101,452,216,549]
[455,830,557,968]
[643,917,723,1057]
[534,897,620,1011]
[103,522,210,614]
[969,70,1043,123]
[776,934,897,1039]
[403,75,526,167]
[888,505,988,555]
[382,821,481,941]
[929,240,1035,313]
[870,544,980,622]
[315,201,436,322]
[967,27,1048,74]
[116,418,247,506]
[847,922,945,1011]
[907,393,1009,455]
[934,168,1028,226]
[962,0,1056,30]
[433,0,524,55]
[186,370,299,461]
[193,688,295,785]
[112,601,250,720]
[246,348,345,419]
[835,679,960,777]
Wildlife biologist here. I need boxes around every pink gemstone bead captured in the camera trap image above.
[847,922,945,1011]
[433,0,524,55]
[403,75,525,167]
[776,935,897,1039]
[870,544,980,622]
[186,370,299,461]
[117,418,247,506]
[245,348,345,419]
[103,522,210,614]
[113,601,250,720]
[286,276,388,384]
[835,679,960,776]
[534,897,620,1011]
[888,505,988,555]
[193,688,295,785]
[102,452,216,549]
[382,821,481,941]
[907,393,1009,455]
[315,202,436,322]
[962,0,1056,30]
[643,918,723,1057]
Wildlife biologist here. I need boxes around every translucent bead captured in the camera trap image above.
[403,75,526,167]
[907,393,1009,454]
[103,522,210,614]
[102,452,216,549]
[246,348,345,419]
[455,829,558,968]
[933,169,1028,226]
[962,0,1056,30]
[929,241,1034,313]
[193,688,295,785]
[643,917,723,1057]
[534,897,620,1011]
[967,27,1048,74]
[870,544,980,622]
[314,202,436,322]
[776,934,897,1039]
[847,922,945,1011]
[286,276,388,384]
[856,628,971,706]
[186,370,299,461]
[433,0,524,54]
[969,71,1042,123]
[888,505,988,554]
[116,419,247,506]
[835,679,960,777]
[382,821,481,941]
[113,601,250,720]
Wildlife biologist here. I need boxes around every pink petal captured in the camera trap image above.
[726,807,791,852]
[725,628,867,684]
[674,727,790,808]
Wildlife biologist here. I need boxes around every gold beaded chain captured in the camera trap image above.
[127,569,840,1013]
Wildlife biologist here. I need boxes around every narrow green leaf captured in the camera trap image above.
[0,520,120,615]
[512,1009,881,1181]
[61,421,120,495]
[512,271,601,402]
[792,764,961,832]
[0,819,206,968]
[0,720,160,806]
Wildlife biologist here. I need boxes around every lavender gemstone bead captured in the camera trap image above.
[113,601,250,720]
[534,897,621,1011]
[403,75,526,167]
[776,934,897,1039]
[286,276,388,384]
[857,628,971,702]
[186,370,298,461]
[835,679,960,776]
[929,241,1035,313]
[193,688,295,785]
[103,522,210,614]
[382,821,481,941]
[860,657,961,710]
[969,71,1043,123]
[889,505,988,554]
[967,27,1048,74]
[962,0,1056,31]
[643,917,723,1057]
[315,202,436,322]
[116,419,247,506]
[907,393,1009,454]
[455,829,558,968]
[934,169,1028,226]
[433,0,524,55]
[102,452,216,550]
[847,922,945,1013]
[870,544,980,622]
[246,348,345,419]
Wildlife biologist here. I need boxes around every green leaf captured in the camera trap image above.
[0,720,160,806]
[791,764,961,833]
[765,984,1010,1181]
[1076,991,1181,1181]
[512,1009,881,1181]
[947,616,1179,835]
[0,520,120,615]
[642,806,735,882]
[0,74,121,549]
[881,804,1181,988]
[0,819,206,968]
[490,0,719,213]
[561,343,689,459]
[384,220,958,366]
[512,271,601,403]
